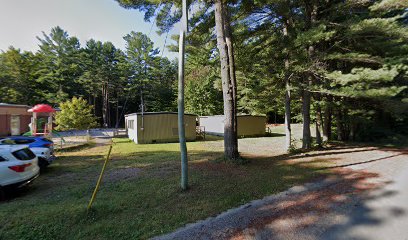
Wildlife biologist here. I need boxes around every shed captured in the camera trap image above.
[125,112,197,144]
[199,115,266,137]
[0,103,32,136]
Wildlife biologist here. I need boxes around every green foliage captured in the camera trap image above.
[117,0,408,144]
[0,26,177,128]
[185,66,223,115]
[370,0,408,12]
[246,0,407,139]
[123,31,177,113]
[36,26,84,104]
[55,97,98,130]
[1,0,407,142]
[0,47,42,105]
[294,24,336,46]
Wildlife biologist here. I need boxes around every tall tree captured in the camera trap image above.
[115,0,240,161]
[124,31,159,113]
[282,1,294,151]
[301,0,317,149]
[36,26,83,104]
[80,40,125,127]
[214,0,239,160]
[228,0,408,146]
[0,47,42,105]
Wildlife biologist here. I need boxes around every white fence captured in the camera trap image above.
[53,128,126,138]
[51,128,126,150]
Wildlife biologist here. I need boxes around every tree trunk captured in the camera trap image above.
[106,84,110,127]
[102,83,108,128]
[214,0,239,161]
[283,20,292,151]
[349,120,356,141]
[115,99,119,128]
[315,94,323,147]
[302,80,312,149]
[323,96,332,141]
[302,1,317,149]
[343,108,350,141]
[93,95,97,115]
[223,6,239,153]
[336,109,344,141]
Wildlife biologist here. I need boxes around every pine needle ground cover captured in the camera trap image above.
[0,133,325,240]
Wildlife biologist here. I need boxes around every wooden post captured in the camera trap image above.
[32,112,37,136]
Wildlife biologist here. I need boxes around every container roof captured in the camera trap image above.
[125,111,198,117]
[200,114,265,118]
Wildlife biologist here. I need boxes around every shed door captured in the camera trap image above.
[10,115,20,135]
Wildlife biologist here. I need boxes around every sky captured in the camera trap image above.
[0,0,178,59]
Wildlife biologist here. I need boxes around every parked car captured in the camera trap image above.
[0,136,56,168]
[0,145,40,199]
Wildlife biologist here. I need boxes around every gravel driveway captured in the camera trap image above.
[154,146,408,240]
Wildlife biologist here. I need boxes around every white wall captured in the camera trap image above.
[125,115,138,143]
[199,115,266,137]
[199,115,225,136]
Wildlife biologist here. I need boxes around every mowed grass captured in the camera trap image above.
[0,132,325,240]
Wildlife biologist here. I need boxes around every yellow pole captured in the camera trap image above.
[87,145,113,211]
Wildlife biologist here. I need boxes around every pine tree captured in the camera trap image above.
[116,0,240,161]
[36,26,84,104]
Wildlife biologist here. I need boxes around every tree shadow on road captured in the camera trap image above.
[157,147,408,240]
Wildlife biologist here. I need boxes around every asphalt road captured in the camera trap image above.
[154,147,408,240]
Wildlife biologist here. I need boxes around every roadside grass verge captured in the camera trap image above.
[0,137,326,240]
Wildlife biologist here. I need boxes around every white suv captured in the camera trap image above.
[0,145,40,198]
[0,138,55,168]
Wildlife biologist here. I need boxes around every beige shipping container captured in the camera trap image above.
[237,115,266,136]
[125,112,197,144]
[199,115,266,137]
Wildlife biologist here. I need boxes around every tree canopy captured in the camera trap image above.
[0,27,178,128]
[0,0,407,149]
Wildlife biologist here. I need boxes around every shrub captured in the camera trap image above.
[55,97,98,130]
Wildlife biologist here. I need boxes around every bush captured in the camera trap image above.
[55,97,98,130]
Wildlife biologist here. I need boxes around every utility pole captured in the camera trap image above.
[178,0,188,190]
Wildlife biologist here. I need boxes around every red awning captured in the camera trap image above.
[28,104,56,113]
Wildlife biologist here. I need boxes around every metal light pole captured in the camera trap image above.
[178,0,188,190]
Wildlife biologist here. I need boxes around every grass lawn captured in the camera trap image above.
[0,127,327,240]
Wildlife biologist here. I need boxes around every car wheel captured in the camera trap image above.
[38,158,49,169]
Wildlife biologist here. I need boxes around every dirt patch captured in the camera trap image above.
[104,167,142,182]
